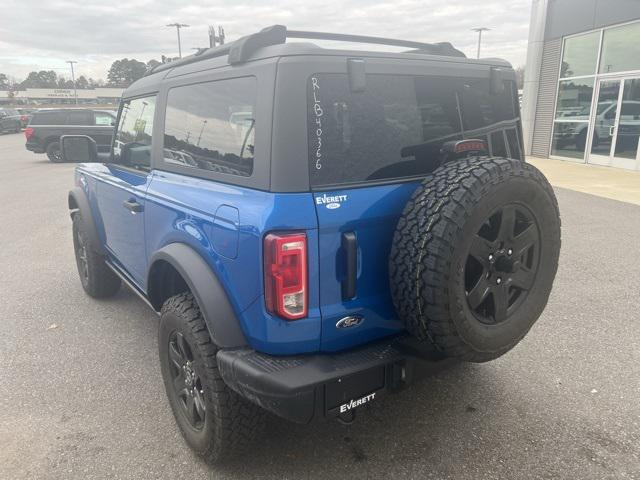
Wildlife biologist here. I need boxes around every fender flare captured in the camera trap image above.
[148,243,248,349]
[68,187,105,256]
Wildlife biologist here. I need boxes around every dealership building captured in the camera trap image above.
[0,87,124,105]
[523,0,640,170]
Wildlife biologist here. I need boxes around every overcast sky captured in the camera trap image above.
[0,0,533,82]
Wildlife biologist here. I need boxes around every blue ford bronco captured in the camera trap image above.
[63,26,561,463]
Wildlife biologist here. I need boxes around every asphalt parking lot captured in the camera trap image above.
[0,131,639,480]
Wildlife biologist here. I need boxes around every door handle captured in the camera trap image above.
[341,232,357,301]
[123,199,143,213]
[609,125,616,137]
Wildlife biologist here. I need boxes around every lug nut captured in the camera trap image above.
[507,249,513,255]
[488,254,494,261]
[496,277,502,285]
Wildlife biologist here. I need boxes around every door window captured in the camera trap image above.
[590,80,621,157]
[614,79,640,160]
[113,96,156,170]
[66,110,92,125]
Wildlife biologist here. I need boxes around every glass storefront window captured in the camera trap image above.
[555,78,594,120]
[614,78,640,159]
[551,121,589,159]
[599,22,640,74]
[551,21,640,162]
[560,32,600,78]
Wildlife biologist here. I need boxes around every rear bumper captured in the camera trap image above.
[217,335,452,424]
[26,142,44,153]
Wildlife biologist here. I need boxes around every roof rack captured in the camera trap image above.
[286,30,465,57]
[146,25,465,76]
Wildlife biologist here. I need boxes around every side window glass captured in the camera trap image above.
[163,77,256,177]
[66,111,92,125]
[95,112,115,126]
[113,96,156,170]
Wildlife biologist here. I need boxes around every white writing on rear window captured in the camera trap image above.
[311,77,323,170]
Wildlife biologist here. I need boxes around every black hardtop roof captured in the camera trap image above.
[124,25,513,98]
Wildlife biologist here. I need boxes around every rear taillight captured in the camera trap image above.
[24,127,34,140]
[264,232,308,320]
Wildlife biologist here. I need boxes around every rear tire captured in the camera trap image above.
[72,213,120,298]
[159,293,265,464]
[46,141,63,163]
[390,157,561,362]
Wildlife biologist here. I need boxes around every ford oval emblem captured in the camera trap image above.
[326,202,341,210]
[336,315,364,329]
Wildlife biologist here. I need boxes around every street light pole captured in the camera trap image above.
[166,23,190,58]
[66,60,78,105]
[471,27,490,59]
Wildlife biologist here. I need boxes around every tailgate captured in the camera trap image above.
[313,183,419,351]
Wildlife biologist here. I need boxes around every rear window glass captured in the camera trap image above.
[163,76,256,177]
[307,74,520,187]
[29,111,66,125]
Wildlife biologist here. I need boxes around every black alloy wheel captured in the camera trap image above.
[47,142,63,162]
[465,203,540,325]
[167,330,207,430]
[50,149,63,162]
[74,225,90,287]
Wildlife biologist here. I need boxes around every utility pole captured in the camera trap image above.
[471,27,490,59]
[66,60,78,105]
[166,23,190,58]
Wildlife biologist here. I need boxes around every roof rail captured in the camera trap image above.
[287,30,465,57]
[145,25,464,76]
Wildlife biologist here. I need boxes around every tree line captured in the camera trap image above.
[2,60,527,91]
[0,58,162,91]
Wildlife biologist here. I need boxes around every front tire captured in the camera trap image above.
[390,157,561,362]
[72,213,120,298]
[159,293,265,464]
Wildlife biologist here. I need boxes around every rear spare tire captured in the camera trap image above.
[390,157,561,362]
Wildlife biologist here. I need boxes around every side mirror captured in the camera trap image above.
[60,135,98,163]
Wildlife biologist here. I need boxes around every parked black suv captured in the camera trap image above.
[0,108,22,134]
[25,108,116,162]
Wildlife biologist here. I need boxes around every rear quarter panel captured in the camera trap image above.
[145,171,323,354]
